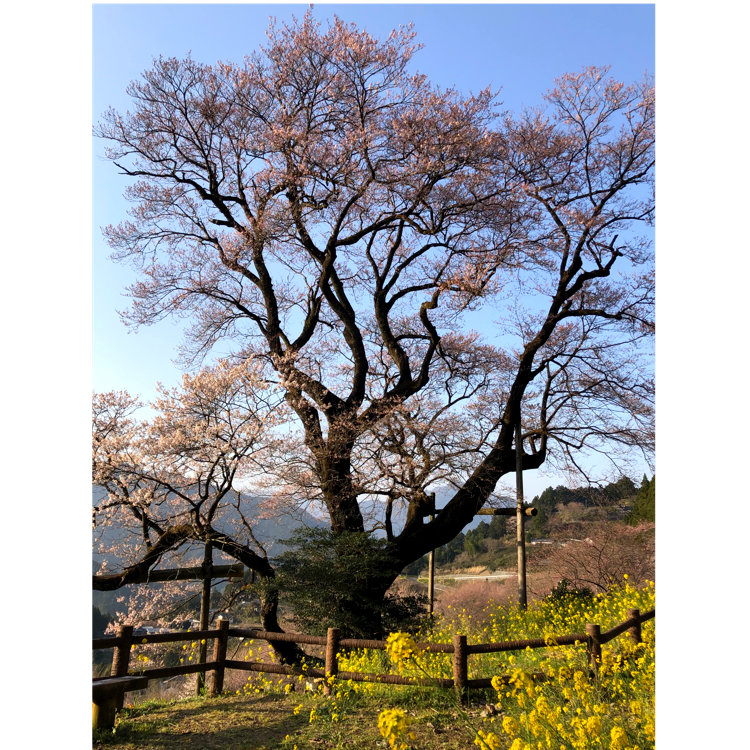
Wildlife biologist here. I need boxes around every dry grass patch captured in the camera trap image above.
[93,689,483,750]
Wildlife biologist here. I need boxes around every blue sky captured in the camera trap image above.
[92,3,655,497]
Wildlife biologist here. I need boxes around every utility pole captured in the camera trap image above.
[197,540,213,695]
[427,493,436,615]
[427,516,435,615]
[515,420,527,609]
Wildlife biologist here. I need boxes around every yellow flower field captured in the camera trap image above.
[338,579,656,750]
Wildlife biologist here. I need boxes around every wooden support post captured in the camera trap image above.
[477,507,537,517]
[324,627,341,696]
[197,541,213,695]
[515,421,527,610]
[586,623,601,678]
[210,619,230,696]
[93,563,244,588]
[93,676,149,730]
[452,634,468,703]
[110,624,133,709]
[627,608,642,645]
[92,695,118,732]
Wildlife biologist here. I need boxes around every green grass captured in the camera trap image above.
[93,688,490,750]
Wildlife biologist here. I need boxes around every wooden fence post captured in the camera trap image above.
[210,619,230,696]
[626,608,642,645]
[324,627,341,696]
[197,541,213,695]
[110,625,133,709]
[586,623,601,678]
[515,421,528,610]
[452,634,468,703]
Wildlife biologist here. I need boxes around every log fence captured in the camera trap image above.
[93,607,654,712]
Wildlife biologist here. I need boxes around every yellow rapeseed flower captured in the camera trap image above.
[502,715,521,737]
[377,708,414,750]
[385,632,420,669]
[609,726,629,750]
[475,729,503,749]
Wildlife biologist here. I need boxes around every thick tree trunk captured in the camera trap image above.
[259,587,306,663]
[341,575,396,639]
[319,442,365,535]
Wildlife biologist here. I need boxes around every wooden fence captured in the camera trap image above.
[93,607,654,702]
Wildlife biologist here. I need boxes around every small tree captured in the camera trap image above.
[541,521,654,593]
[275,528,427,638]
[97,14,654,634]
[627,474,655,524]
[92,359,303,660]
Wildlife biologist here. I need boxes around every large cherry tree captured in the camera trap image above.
[96,14,654,637]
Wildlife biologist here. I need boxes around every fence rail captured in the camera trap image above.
[92,607,654,702]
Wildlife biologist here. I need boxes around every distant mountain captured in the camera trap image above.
[93,484,514,569]
[92,485,326,573]
[92,484,327,618]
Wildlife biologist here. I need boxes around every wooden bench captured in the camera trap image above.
[92,675,150,729]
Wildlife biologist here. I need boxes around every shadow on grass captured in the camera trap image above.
[94,693,307,750]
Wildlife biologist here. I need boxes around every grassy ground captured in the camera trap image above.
[93,687,491,749]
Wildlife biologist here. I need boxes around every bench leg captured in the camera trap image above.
[92,694,120,730]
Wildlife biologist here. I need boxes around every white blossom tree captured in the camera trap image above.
[92,359,305,659]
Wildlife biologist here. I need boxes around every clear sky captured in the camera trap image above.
[92,2,655,497]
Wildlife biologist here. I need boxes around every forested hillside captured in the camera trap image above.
[403,475,655,577]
